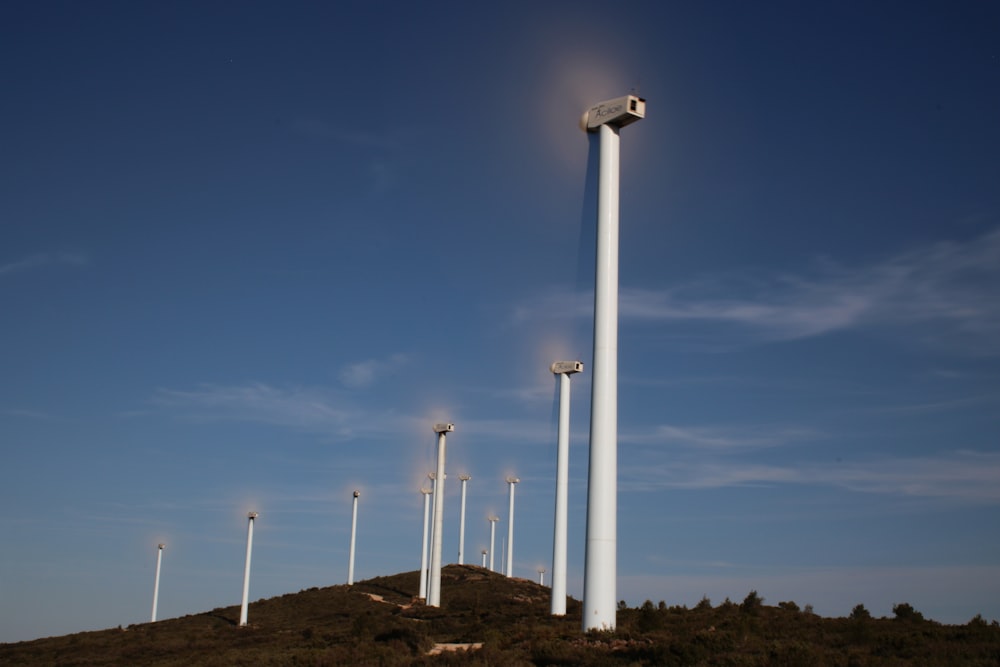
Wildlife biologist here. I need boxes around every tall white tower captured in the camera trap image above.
[550,361,582,615]
[427,422,454,607]
[347,490,360,585]
[580,93,646,631]
[239,511,259,627]
[151,543,165,623]
[419,487,432,599]
[488,515,499,572]
[457,474,471,565]
[505,476,520,577]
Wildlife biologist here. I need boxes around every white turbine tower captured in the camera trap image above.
[150,543,165,623]
[580,93,646,631]
[550,360,583,615]
[427,422,454,607]
[488,515,499,572]
[418,487,432,599]
[481,548,488,568]
[457,474,471,565]
[505,476,519,577]
[239,511,259,627]
[538,567,546,586]
[347,490,360,585]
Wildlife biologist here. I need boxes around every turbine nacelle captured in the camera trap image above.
[551,360,584,375]
[580,94,645,132]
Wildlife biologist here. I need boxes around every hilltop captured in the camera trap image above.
[2,565,999,665]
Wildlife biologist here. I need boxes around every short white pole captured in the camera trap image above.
[505,477,519,577]
[239,512,258,627]
[481,549,487,568]
[419,488,432,598]
[488,516,499,572]
[458,474,471,565]
[347,490,360,585]
[151,543,165,623]
[539,568,546,586]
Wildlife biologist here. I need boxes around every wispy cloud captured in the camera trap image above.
[622,449,1000,502]
[516,228,1000,352]
[338,353,408,389]
[153,382,415,439]
[622,423,819,449]
[289,118,398,150]
[0,252,88,276]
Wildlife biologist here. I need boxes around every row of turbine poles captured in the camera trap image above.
[148,358,579,627]
[149,93,644,631]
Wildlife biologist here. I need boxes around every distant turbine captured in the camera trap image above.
[488,515,499,572]
[347,490,360,585]
[418,487,432,599]
[481,548,488,568]
[505,476,520,577]
[550,360,583,615]
[580,93,645,632]
[239,512,259,627]
[427,423,454,607]
[538,567,546,586]
[150,543,165,623]
[457,474,471,565]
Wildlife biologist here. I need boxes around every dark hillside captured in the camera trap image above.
[2,566,999,665]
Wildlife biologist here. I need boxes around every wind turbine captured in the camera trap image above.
[579,93,646,631]
[481,548,488,568]
[505,476,519,577]
[550,360,583,615]
[488,515,499,572]
[427,422,454,607]
[347,490,360,585]
[150,543,165,623]
[239,511,259,627]
[538,567,546,586]
[457,474,471,565]
[419,487,432,599]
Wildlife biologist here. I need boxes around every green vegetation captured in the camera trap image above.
[3,565,999,665]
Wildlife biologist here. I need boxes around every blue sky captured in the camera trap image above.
[2,0,999,643]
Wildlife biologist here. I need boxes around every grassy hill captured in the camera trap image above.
[2,564,999,665]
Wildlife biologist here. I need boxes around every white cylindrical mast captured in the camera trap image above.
[580,94,645,632]
[347,490,360,585]
[539,568,546,586]
[505,476,519,577]
[550,361,582,615]
[457,474,471,565]
[419,487,432,599]
[481,548,487,568]
[488,516,499,572]
[151,543,165,623]
[427,423,454,607]
[239,512,258,627]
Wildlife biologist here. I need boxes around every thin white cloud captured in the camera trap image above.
[622,423,819,449]
[621,450,1000,502]
[289,118,397,149]
[338,353,408,389]
[152,382,406,438]
[0,252,88,276]
[516,228,1000,352]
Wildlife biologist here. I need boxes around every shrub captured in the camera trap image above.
[892,602,924,622]
[850,604,871,620]
[741,590,764,614]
